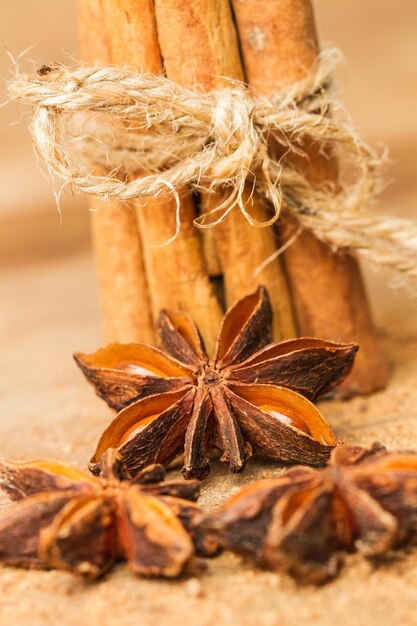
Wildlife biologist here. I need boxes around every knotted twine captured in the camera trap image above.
[8,49,417,279]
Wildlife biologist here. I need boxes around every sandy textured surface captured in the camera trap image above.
[1,249,417,626]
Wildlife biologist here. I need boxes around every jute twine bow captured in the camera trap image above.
[8,49,417,279]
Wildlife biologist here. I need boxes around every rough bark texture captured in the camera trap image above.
[136,193,222,355]
[77,0,154,343]
[154,0,297,341]
[232,0,387,395]
[80,0,222,355]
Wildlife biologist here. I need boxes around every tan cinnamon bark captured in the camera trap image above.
[232,0,387,395]
[81,0,222,355]
[154,0,297,341]
[77,0,153,343]
[135,192,222,352]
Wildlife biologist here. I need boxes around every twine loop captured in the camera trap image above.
[211,88,257,171]
[7,49,417,280]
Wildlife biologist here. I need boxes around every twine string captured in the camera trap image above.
[7,49,417,279]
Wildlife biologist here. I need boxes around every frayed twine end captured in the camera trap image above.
[7,48,417,280]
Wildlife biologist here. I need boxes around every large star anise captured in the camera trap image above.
[197,444,417,583]
[0,449,201,578]
[75,287,357,479]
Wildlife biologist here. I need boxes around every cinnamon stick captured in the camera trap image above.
[232,0,387,395]
[77,0,154,344]
[154,0,297,341]
[82,0,222,355]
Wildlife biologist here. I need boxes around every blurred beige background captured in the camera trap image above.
[0,0,416,269]
[0,1,88,267]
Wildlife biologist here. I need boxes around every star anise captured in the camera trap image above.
[197,443,417,583]
[75,287,357,479]
[0,449,201,578]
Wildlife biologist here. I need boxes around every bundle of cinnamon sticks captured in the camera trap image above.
[78,0,387,396]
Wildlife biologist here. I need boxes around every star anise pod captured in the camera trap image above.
[0,449,201,578]
[197,443,417,583]
[75,287,357,479]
